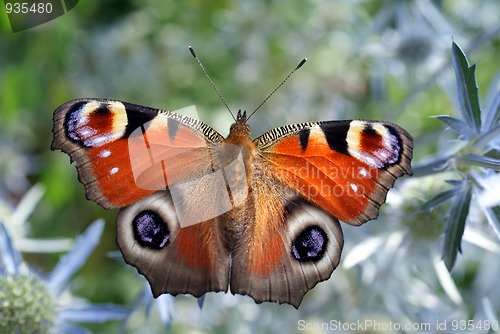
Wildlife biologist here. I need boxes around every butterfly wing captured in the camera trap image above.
[53,99,413,306]
[52,98,231,297]
[52,98,224,209]
[229,188,344,308]
[230,119,412,308]
[116,191,231,297]
[255,120,413,225]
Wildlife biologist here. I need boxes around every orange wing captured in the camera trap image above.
[52,98,224,209]
[53,99,232,297]
[226,119,412,307]
[255,120,413,225]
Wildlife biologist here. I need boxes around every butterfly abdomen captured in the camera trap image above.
[216,131,260,250]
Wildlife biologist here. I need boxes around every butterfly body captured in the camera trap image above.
[52,98,412,308]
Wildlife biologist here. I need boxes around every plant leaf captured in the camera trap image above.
[452,42,481,135]
[433,115,474,138]
[157,294,175,328]
[59,305,129,322]
[197,294,206,309]
[58,323,91,334]
[420,187,460,211]
[445,180,464,187]
[0,223,21,275]
[411,156,451,177]
[483,90,500,132]
[442,184,473,271]
[47,219,105,293]
[458,153,500,171]
[434,259,463,305]
[484,206,500,240]
[473,124,500,151]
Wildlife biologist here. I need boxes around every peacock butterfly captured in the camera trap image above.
[51,49,413,308]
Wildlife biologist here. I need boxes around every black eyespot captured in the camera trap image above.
[362,123,379,137]
[291,226,328,262]
[93,106,112,115]
[132,210,169,249]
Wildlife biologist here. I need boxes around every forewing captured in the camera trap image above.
[254,120,413,225]
[51,98,224,209]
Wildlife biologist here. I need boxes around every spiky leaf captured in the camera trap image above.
[420,187,460,212]
[442,184,473,271]
[433,115,474,138]
[483,91,500,132]
[458,153,500,171]
[452,42,482,135]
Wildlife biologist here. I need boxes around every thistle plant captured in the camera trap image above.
[0,220,129,334]
[0,272,57,333]
[415,42,500,270]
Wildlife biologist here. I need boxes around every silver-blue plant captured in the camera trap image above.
[0,220,129,334]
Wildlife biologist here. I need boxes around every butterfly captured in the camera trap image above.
[51,54,413,308]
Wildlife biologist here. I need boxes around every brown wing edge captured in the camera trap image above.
[349,121,413,225]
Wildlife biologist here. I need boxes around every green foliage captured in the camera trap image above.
[442,182,472,270]
[452,42,482,136]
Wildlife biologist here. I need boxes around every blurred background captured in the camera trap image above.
[1,0,499,333]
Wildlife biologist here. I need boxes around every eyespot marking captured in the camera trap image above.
[291,225,328,262]
[347,121,402,169]
[132,210,170,250]
[65,101,128,147]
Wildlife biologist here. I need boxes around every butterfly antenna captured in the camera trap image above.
[189,46,236,121]
[246,58,307,121]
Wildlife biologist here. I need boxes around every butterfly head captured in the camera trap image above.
[229,109,251,137]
